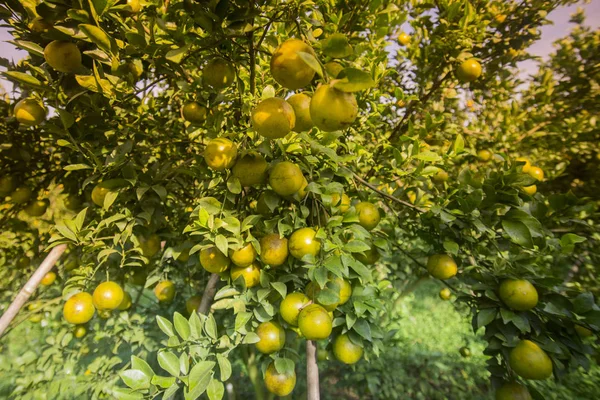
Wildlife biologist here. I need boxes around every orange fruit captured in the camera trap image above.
[44,41,82,73]
[252,97,296,139]
[40,271,56,286]
[478,149,492,162]
[356,246,380,265]
[117,291,132,311]
[14,98,46,125]
[230,243,257,267]
[260,234,288,267]
[270,39,316,89]
[24,199,50,217]
[426,254,457,280]
[456,59,482,82]
[574,325,593,338]
[288,227,321,259]
[509,340,553,380]
[298,304,332,340]
[331,192,350,213]
[264,362,296,396]
[499,279,538,311]
[139,233,161,258]
[63,292,95,324]
[516,157,531,173]
[74,325,87,338]
[522,185,537,195]
[310,84,358,132]
[232,151,268,186]
[255,321,286,354]
[186,296,202,314]
[203,58,235,89]
[287,93,314,133]
[10,186,32,204]
[181,102,207,124]
[280,292,310,326]
[398,32,410,46]
[439,288,452,300]
[92,281,125,310]
[154,280,176,303]
[200,247,230,273]
[269,161,304,196]
[204,138,238,170]
[333,334,363,364]
[528,166,544,181]
[495,382,532,400]
[432,169,449,183]
[355,202,381,231]
[230,261,261,288]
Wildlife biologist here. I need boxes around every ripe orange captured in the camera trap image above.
[10,186,32,204]
[203,58,235,89]
[44,41,82,73]
[24,199,49,216]
[117,291,132,311]
[181,102,207,124]
[230,243,257,267]
[63,292,96,324]
[509,340,553,380]
[456,59,482,82]
[324,61,344,78]
[154,280,176,303]
[252,97,296,139]
[93,281,125,310]
[398,32,410,46]
[528,166,544,181]
[427,254,457,280]
[269,161,304,196]
[310,84,358,132]
[355,202,381,231]
[478,149,492,162]
[280,292,310,326]
[264,362,296,396]
[260,234,289,267]
[186,295,202,314]
[495,382,532,400]
[439,288,452,300]
[575,325,593,338]
[230,262,261,288]
[232,151,268,187]
[41,271,56,286]
[200,247,230,273]
[331,192,350,212]
[270,39,316,89]
[432,169,449,183]
[14,98,46,125]
[255,321,286,354]
[333,334,363,364]
[74,325,87,338]
[333,277,352,305]
[522,185,537,195]
[516,157,532,173]
[298,304,332,340]
[287,93,314,133]
[288,227,321,259]
[499,279,538,311]
[91,179,126,207]
[126,0,142,13]
[204,138,238,170]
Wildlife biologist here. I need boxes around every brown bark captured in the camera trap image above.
[306,340,320,400]
[197,273,220,315]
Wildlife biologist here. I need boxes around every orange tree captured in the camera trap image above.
[0,0,599,399]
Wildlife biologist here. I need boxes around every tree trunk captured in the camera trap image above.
[306,340,320,400]
[197,273,220,315]
[0,244,67,337]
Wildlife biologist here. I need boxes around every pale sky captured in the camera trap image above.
[1,1,599,93]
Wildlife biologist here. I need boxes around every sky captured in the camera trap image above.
[0,1,599,93]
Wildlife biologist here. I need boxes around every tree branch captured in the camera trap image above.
[0,244,67,337]
[351,171,426,212]
[306,340,320,400]
[198,273,220,315]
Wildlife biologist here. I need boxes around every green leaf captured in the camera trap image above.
[188,361,215,391]
[57,108,75,129]
[157,351,180,377]
[344,240,371,253]
[131,356,154,378]
[216,354,232,381]
[270,282,287,299]
[560,233,586,254]
[443,240,459,255]
[112,388,144,400]
[120,369,150,390]
[174,312,191,340]
[215,235,228,257]
[227,177,242,194]
[165,44,190,64]
[9,40,44,57]
[573,292,594,314]
[334,68,375,92]
[322,33,353,58]
[452,134,465,154]
[2,71,43,88]
[205,313,218,339]
[235,311,252,332]
[157,315,175,337]
[207,379,224,400]
[274,358,295,375]
[476,309,497,329]
[64,164,93,171]
[90,0,109,16]
[79,24,112,53]
[296,51,323,77]
[502,220,533,248]
[151,375,177,389]
[353,319,372,341]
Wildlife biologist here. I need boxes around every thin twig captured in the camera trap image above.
[198,273,220,315]
[351,171,426,212]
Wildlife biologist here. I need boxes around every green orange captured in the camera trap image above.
[499,279,538,311]
[427,254,457,280]
[355,202,381,231]
[280,292,310,326]
[230,243,257,267]
[230,262,261,288]
[200,247,231,273]
[509,340,553,380]
[154,280,176,303]
[298,304,332,340]
[92,281,125,311]
[204,138,238,170]
[288,227,321,259]
[255,321,286,354]
[260,234,289,267]
[63,292,96,325]
[333,334,363,364]
[264,362,296,397]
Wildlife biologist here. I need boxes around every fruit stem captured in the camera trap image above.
[0,244,67,337]
[306,340,320,400]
